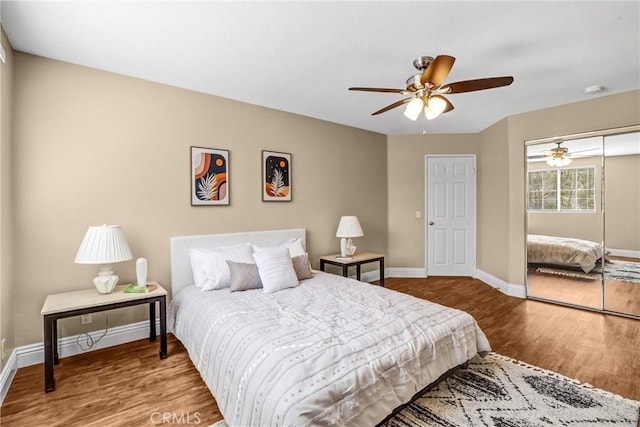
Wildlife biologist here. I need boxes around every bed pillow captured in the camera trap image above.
[189,243,255,291]
[291,253,313,280]
[252,238,306,258]
[227,261,263,292]
[253,247,299,294]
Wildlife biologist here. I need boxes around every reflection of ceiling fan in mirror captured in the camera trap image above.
[348,55,514,120]
[544,142,572,167]
[528,142,601,167]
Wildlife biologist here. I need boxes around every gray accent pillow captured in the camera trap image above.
[292,254,313,280]
[226,261,263,292]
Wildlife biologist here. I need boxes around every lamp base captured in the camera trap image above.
[339,237,357,258]
[93,265,119,294]
[346,238,357,256]
[340,237,348,258]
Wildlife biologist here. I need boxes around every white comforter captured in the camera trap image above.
[169,272,490,427]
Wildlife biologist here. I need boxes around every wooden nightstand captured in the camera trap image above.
[319,252,385,287]
[40,282,167,392]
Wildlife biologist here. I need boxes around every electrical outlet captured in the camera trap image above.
[81,314,92,325]
[1,338,6,360]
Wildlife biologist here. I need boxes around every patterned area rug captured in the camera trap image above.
[209,353,640,427]
[537,260,640,283]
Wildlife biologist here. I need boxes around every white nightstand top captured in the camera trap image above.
[41,281,166,315]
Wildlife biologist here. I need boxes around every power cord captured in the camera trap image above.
[76,313,109,350]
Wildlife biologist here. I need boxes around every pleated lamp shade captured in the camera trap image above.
[336,216,364,238]
[75,225,132,264]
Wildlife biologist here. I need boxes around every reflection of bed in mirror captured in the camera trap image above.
[527,234,605,273]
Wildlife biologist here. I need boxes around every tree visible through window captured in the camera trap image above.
[528,167,595,212]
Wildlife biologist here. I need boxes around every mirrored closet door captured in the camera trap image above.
[525,126,640,318]
[603,131,640,317]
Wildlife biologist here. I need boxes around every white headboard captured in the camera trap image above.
[170,228,306,296]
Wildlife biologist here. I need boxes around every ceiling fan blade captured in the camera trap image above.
[349,87,412,94]
[421,55,455,87]
[445,76,514,94]
[570,147,602,154]
[372,98,413,115]
[433,95,455,113]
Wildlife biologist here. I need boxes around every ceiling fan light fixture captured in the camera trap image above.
[424,96,447,120]
[404,97,424,121]
[546,156,572,167]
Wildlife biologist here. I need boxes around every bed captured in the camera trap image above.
[168,228,491,426]
[527,234,605,273]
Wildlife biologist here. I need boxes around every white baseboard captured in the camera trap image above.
[0,319,160,404]
[608,248,640,258]
[386,268,427,278]
[0,349,18,404]
[360,268,427,283]
[17,319,161,368]
[476,269,526,298]
[362,267,525,299]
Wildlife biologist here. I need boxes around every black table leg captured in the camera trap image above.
[149,301,156,342]
[342,265,348,278]
[44,316,55,392]
[356,264,361,281]
[159,296,167,359]
[53,320,59,364]
[320,259,326,272]
[380,258,385,287]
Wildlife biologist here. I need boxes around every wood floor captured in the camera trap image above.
[527,257,640,315]
[2,276,639,426]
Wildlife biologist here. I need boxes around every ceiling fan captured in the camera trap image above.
[349,55,514,121]
[528,142,601,167]
[542,142,572,167]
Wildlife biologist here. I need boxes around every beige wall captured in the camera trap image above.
[386,91,639,287]
[527,156,603,243]
[477,118,510,280]
[0,27,15,370]
[386,133,479,268]
[12,53,387,346]
[605,154,640,251]
[5,49,640,350]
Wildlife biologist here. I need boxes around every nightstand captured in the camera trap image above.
[40,282,167,392]
[319,252,385,287]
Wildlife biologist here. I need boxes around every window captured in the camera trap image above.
[528,166,595,212]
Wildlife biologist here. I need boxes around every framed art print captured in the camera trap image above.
[191,147,229,206]
[262,150,291,202]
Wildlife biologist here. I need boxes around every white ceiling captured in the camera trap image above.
[1,1,639,135]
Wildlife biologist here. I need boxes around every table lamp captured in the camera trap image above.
[336,216,364,258]
[74,225,133,294]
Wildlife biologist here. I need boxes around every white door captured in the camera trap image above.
[425,155,476,276]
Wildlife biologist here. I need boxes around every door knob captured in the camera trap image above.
[429,221,434,226]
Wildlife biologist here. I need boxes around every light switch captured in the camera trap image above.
[415,211,421,219]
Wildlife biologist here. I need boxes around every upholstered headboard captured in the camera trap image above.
[170,228,306,296]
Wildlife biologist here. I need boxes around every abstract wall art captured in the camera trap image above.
[191,146,229,206]
[262,150,291,202]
